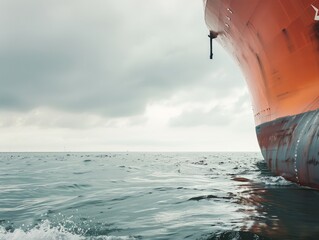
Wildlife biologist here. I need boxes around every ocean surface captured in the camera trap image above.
[1,152,319,240]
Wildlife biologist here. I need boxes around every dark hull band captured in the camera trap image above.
[256,108,319,188]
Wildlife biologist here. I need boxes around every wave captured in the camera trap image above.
[260,176,293,186]
[0,220,137,240]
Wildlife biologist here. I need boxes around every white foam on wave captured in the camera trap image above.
[261,176,293,186]
[0,220,136,240]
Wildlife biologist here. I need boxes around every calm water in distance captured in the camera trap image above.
[1,152,319,240]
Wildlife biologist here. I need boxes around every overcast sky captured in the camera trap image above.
[0,0,259,152]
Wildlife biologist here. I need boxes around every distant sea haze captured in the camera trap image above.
[0,152,318,240]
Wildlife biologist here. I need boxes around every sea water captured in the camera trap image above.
[1,152,319,240]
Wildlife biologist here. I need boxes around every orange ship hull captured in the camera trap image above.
[204,0,319,188]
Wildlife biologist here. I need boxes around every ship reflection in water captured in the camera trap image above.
[231,161,319,240]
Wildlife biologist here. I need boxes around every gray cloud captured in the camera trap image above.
[169,91,251,128]
[169,105,233,127]
[0,0,245,118]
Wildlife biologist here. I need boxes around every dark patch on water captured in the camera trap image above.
[111,196,131,202]
[188,194,233,201]
[73,171,91,175]
[153,187,176,192]
[56,183,91,190]
[202,230,270,240]
[192,160,208,165]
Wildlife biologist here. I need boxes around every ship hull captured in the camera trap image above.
[204,0,319,188]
